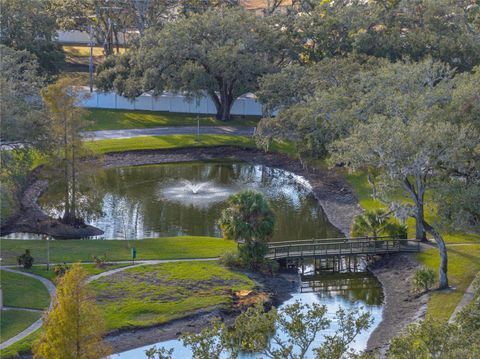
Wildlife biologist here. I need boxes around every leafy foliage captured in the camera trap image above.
[388,274,480,358]
[96,7,289,120]
[16,249,34,269]
[351,209,407,239]
[0,0,64,75]
[33,264,111,359]
[413,267,436,293]
[147,301,372,359]
[218,191,275,269]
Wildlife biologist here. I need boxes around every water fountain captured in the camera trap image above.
[181,180,210,194]
[157,178,238,208]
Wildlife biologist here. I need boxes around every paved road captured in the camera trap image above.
[85,126,255,141]
[0,268,56,350]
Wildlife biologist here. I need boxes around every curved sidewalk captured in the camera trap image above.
[85,126,255,141]
[0,258,218,350]
[0,268,56,350]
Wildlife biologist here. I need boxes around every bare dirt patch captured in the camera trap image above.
[366,252,429,355]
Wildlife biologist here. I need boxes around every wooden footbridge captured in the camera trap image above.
[265,237,420,261]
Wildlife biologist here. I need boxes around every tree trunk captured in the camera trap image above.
[62,114,71,224]
[208,85,234,121]
[403,177,427,241]
[415,203,428,242]
[71,137,77,225]
[423,221,449,289]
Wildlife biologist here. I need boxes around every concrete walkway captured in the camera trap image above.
[85,126,255,141]
[0,268,56,350]
[0,257,219,350]
[449,276,478,323]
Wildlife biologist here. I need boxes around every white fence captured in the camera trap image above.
[56,30,129,45]
[78,88,265,116]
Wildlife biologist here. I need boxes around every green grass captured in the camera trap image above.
[86,134,296,156]
[0,310,41,344]
[85,109,260,131]
[417,244,480,321]
[343,170,480,320]
[89,261,254,331]
[0,236,236,265]
[0,329,41,358]
[0,271,50,310]
[17,263,131,282]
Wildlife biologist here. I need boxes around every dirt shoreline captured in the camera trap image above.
[104,270,299,355]
[366,252,429,355]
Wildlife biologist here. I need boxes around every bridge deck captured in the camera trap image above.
[265,238,420,260]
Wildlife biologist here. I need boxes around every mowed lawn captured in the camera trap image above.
[344,170,480,320]
[0,310,41,344]
[89,261,254,331]
[0,236,236,265]
[17,263,132,282]
[85,109,260,131]
[86,134,296,155]
[0,270,50,310]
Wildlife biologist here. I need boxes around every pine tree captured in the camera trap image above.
[33,264,111,359]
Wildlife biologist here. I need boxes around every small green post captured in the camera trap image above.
[131,246,137,264]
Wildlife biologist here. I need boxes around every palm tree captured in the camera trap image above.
[219,190,275,244]
[351,209,393,238]
[218,191,275,269]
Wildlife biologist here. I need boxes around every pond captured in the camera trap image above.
[111,270,384,358]
[37,161,342,241]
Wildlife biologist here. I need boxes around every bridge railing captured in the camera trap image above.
[268,235,400,247]
[266,238,420,259]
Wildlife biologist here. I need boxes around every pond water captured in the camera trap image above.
[36,161,342,241]
[111,270,384,358]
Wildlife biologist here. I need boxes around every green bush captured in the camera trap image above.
[17,249,34,269]
[385,222,408,239]
[219,251,242,268]
[351,209,408,239]
[413,267,436,293]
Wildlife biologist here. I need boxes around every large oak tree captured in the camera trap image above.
[96,7,289,121]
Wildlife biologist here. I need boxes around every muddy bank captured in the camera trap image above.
[0,168,103,239]
[105,269,298,355]
[366,252,429,355]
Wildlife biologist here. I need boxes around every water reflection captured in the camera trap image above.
[34,162,341,241]
[112,272,383,359]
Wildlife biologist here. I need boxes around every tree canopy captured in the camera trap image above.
[33,264,111,359]
[96,7,289,121]
[1,0,64,75]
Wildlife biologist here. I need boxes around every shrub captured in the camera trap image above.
[351,209,408,239]
[219,251,242,268]
[413,267,436,293]
[17,249,34,269]
[385,222,408,239]
[239,241,269,270]
[53,264,69,277]
[92,254,108,268]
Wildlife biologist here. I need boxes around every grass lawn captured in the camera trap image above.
[85,109,260,130]
[0,310,41,344]
[418,244,480,321]
[0,330,41,358]
[62,45,126,66]
[17,263,131,282]
[343,170,480,320]
[86,134,296,156]
[88,261,254,331]
[0,270,50,310]
[0,236,236,265]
